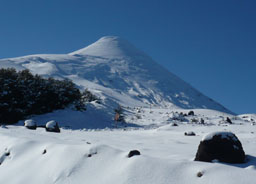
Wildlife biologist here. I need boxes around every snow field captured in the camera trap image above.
[0,122,256,184]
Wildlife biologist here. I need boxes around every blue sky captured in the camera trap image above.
[0,0,255,114]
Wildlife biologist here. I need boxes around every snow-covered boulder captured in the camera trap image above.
[45,120,60,133]
[195,131,245,163]
[24,119,37,130]
[188,111,195,116]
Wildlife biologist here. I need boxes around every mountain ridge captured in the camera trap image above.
[0,36,232,114]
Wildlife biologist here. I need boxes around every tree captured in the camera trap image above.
[0,68,93,124]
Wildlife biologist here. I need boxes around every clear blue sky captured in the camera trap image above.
[0,0,255,114]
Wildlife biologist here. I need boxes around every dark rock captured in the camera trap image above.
[195,132,245,163]
[191,118,198,123]
[200,118,205,124]
[188,111,195,116]
[37,125,46,128]
[197,172,203,177]
[87,152,97,157]
[26,126,37,130]
[42,149,47,154]
[185,131,196,136]
[171,123,178,126]
[0,125,8,129]
[226,117,232,124]
[128,150,141,158]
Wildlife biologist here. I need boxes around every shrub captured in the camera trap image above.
[114,105,125,122]
[81,89,99,103]
[0,68,91,124]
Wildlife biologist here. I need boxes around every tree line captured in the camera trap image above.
[0,68,97,124]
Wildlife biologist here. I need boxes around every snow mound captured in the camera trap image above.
[23,61,57,75]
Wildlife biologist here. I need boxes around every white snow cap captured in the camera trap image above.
[46,120,58,129]
[69,36,144,58]
[202,131,238,142]
[24,119,36,127]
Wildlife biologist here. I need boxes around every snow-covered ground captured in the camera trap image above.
[0,36,255,183]
[2,105,256,184]
[1,116,256,184]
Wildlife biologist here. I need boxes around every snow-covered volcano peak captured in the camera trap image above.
[69,36,145,58]
[0,36,233,114]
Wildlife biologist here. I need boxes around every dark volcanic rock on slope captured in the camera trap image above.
[195,132,245,163]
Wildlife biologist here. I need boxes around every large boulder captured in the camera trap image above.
[195,131,245,163]
[24,119,37,130]
[45,120,60,133]
[188,111,195,116]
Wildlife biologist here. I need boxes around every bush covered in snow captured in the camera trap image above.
[80,89,99,103]
[114,105,125,122]
[0,68,95,124]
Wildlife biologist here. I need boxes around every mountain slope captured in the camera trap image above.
[0,36,231,114]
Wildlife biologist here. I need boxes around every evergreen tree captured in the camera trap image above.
[0,68,94,124]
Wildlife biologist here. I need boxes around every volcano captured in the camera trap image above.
[0,36,231,113]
